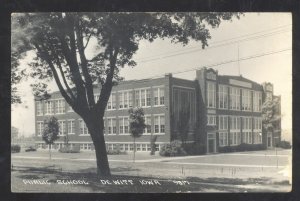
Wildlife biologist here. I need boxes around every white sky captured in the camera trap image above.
[11,13,292,142]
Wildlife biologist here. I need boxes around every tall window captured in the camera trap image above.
[242,117,252,144]
[207,82,216,108]
[58,120,66,136]
[143,115,152,134]
[79,120,89,135]
[154,87,164,106]
[219,132,228,147]
[218,85,228,109]
[146,89,151,106]
[107,93,116,110]
[135,90,140,107]
[119,92,124,109]
[253,91,262,112]
[107,118,116,134]
[207,115,216,125]
[45,101,54,115]
[253,117,262,144]
[68,120,75,134]
[154,115,165,134]
[119,117,129,134]
[242,90,252,111]
[230,87,240,110]
[37,122,44,136]
[36,101,43,116]
[128,91,133,108]
[219,116,228,130]
[230,116,241,145]
[55,99,65,114]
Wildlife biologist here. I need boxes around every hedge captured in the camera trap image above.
[12,144,21,153]
[219,143,265,153]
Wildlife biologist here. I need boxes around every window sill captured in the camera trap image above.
[79,134,90,136]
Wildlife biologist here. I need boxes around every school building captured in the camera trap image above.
[34,67,281,153]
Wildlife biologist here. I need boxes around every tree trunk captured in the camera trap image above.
[49,144,51,160]
[87,118,111,177]
[133,137,136,163]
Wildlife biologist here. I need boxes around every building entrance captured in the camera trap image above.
[208,139,215,153]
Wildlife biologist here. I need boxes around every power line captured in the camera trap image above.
[127,48,291,83]
[134,24,292,61]
[136,29,291,63]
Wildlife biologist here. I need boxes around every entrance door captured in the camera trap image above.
[208,139,215,153]
[267,137,272,147]
[267,132,273,148]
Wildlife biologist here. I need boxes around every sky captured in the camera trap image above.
[11,13,292,142]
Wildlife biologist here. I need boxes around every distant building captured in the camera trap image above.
[34,67,281,153]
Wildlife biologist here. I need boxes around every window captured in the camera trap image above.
[68,120,75,134]
[242,117,252,144]
[107,118,116,134]
[58,120,66,136]
[230,132,241,146]
[37,122,44,136]
[154,115,165,134]
[118,91,133,109]
[219,116,228,130]
[207,115,216,125]
[219,132,228,146]
[36,101,43,116]
[230,116,241,130]
[230,116,241,146]
[80,143,92,150]
[128,91,133,108]
[242,90,252,111]
[119,92,124,109]
[207,82,216,108]
[154,87,164,106]
[45,101,54,115]
[146,89,151,106]
[55,99,65,114]
[253,117,262,130]
[230,87,240,110]
[253,91,262,112]
[107,93,116,110]
[135,88,151,107]
[79,120,89,135]
[143,116,152,134]
[218,85,228,109]
[119,117,129,134]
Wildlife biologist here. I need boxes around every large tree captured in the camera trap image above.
[12,12,240,176]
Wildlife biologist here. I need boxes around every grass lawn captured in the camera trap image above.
[11,149,291,193]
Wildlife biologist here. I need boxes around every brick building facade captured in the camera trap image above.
[34,67,281,153]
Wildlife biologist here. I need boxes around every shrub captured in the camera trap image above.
[106,149,127,155]
[58,145,80,153]
[11,144,21,153]
[276,141,292,149]
[183,142,206,155]
[159,140,187,157]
